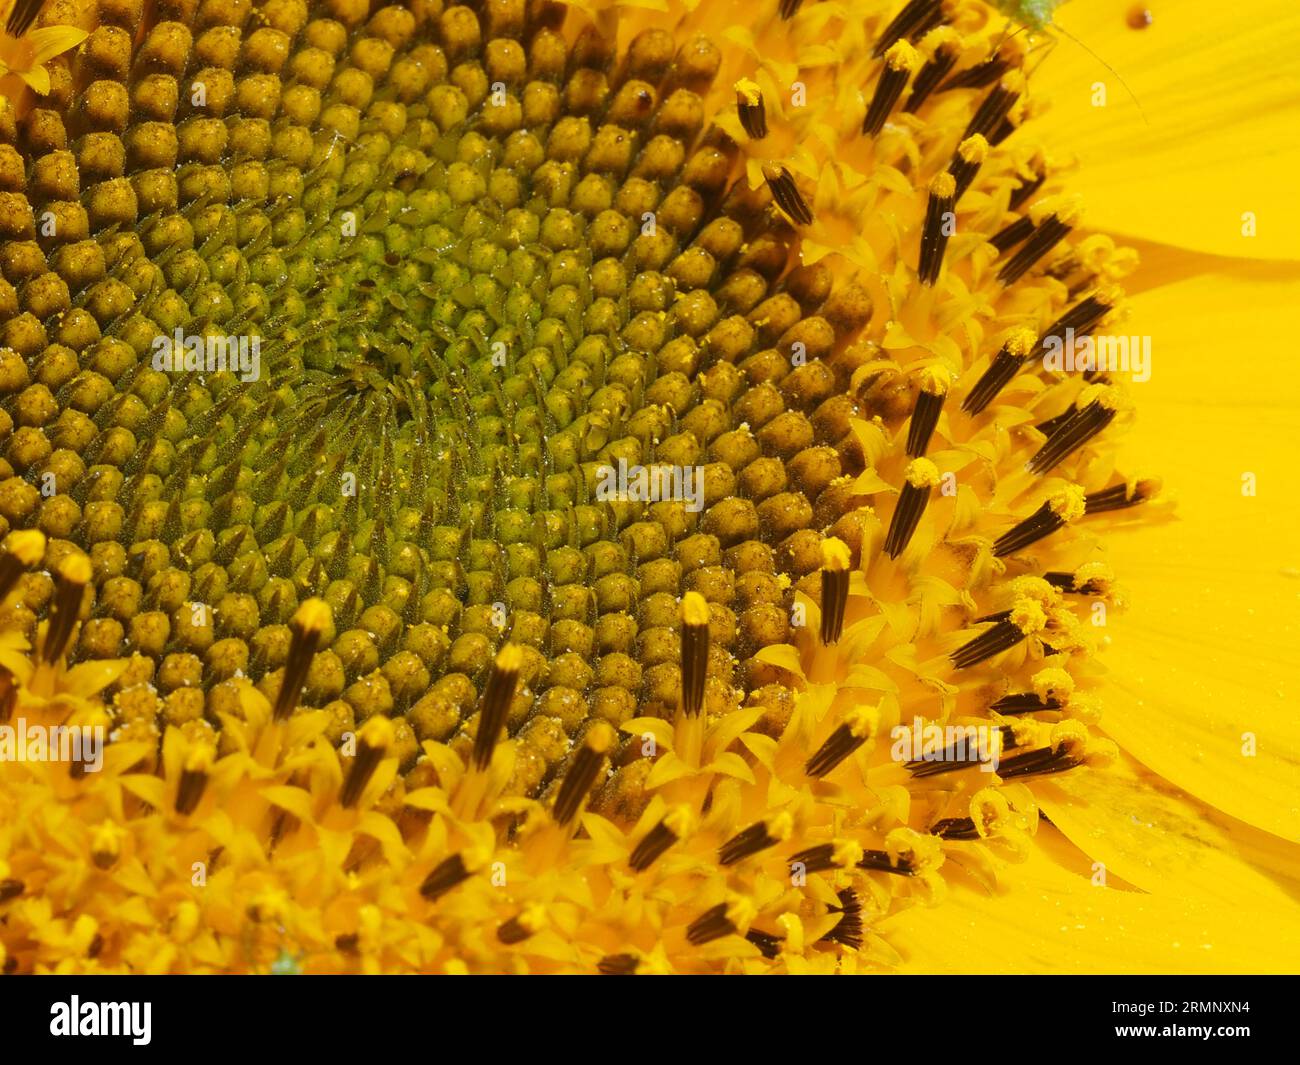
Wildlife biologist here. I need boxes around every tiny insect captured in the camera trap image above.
[991,0,1068,32]
[989,0,1147,119]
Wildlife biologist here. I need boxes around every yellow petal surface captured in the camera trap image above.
[15,65,48,95]
[1037,751,1300,911]
[883,847,1297,973]
[1026,0,1300,260]
[25,27,89,67]
[1102,255,1300,841]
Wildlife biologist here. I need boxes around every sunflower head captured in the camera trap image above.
[0,0,1288,976]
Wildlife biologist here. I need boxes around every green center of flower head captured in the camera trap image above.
[0,0,872,801]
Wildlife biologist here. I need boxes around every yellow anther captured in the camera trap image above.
[5,529,45,566]
[831,838,865,868]
[905,457,941,489]
[681,590,710,627]
[734,77,762,106]
[1007,719,1042,748]
[493,641,524,674]
[1030,193,1084,227]
[884,39,922,72]
[1081,383,1130,413]
[767,810,795,842]
[918,364,952,395]
[585,720,617,755]
[1009,575,1061,606]
[821,536,851,571]
[970,787,1010,838]
[1074,561,1115,588]
[57,552,92,585]
[358,713,395,750]
[885,827,943,873]
[1008,598,1047,635]
[1004,326,1038,357]
[1047,485,1087,522]
[1050,719,1091,759]
[929,170,956,199]
[844,702,880,739]
[957,133,989,165]
[1032,667,1075,703]
[293,597,332,633]
[515,902,548,934]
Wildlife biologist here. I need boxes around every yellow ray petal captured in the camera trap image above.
[1101,259,1300,840]
[882,848,1298,974]
[25,26,89,67]
[1025,0,1300,260]
[14,64,49,96]
[1036,751,1300,910]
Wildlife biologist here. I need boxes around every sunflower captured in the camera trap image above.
[0,0,1296,975]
